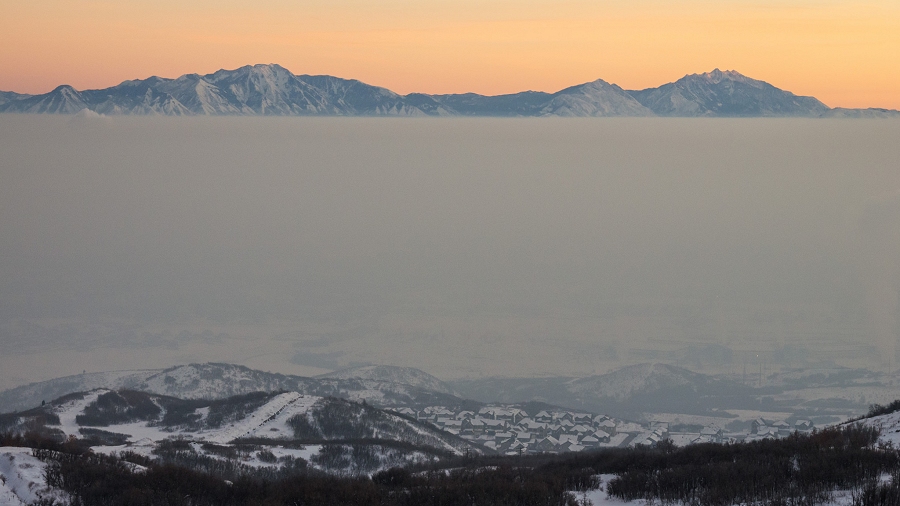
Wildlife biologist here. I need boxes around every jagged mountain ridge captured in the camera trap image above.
[0,64,445,116]
[629,69,830,117]
[3,64,893,117]
[0,363,468,413]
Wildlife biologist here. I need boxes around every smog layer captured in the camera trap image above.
[1,116,899,389]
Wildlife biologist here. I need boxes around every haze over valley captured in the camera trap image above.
[2,115,899,392]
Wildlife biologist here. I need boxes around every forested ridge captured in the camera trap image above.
[4,421,900,506]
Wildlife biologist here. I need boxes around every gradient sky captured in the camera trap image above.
[1,0,898,108]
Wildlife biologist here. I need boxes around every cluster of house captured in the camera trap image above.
[390,405,630,455]
[389,406,817,455]
[747,417,815,440]
[625,417,817,447]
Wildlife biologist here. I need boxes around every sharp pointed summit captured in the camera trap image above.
[8,84,88,114]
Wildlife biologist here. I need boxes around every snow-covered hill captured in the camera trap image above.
[4,389,480,458]
[450,363,755,419]
[0,387,484,491]
[0,363,468,413]
[567,363,745,400]
[849,408,900,447]
[316,365,456,396]
[0,447,70,505]
[0,369,161,413]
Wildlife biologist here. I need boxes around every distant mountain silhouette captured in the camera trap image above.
[2,64,896,117]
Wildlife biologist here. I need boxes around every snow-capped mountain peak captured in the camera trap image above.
[696,68,752,84]
[2,64,887,116]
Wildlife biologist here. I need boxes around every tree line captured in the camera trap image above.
[4,423,900,506]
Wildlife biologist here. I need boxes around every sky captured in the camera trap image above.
[1,0,898,109]
[1,115,900,390]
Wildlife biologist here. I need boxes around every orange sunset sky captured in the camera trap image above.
[1,0,898,109]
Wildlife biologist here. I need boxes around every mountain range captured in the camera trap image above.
[448,363,756,418]
[1,65,896,117]
[3,361,889,424]
[0,363,465,414]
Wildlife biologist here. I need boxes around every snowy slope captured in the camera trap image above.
[853,410,900,447]
[541,79,653,117]
[317,365,456,395]
[137,363,309,399]
[7,388,478,459]
[53,390,105,438]
[0,370,157,413]
[0,447,70,505]
[0,362,468,413]
[202,392,305,444]
[242,394,320,440]
[567,363,742,399]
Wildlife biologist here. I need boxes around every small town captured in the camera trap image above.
[389,405,818,455]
